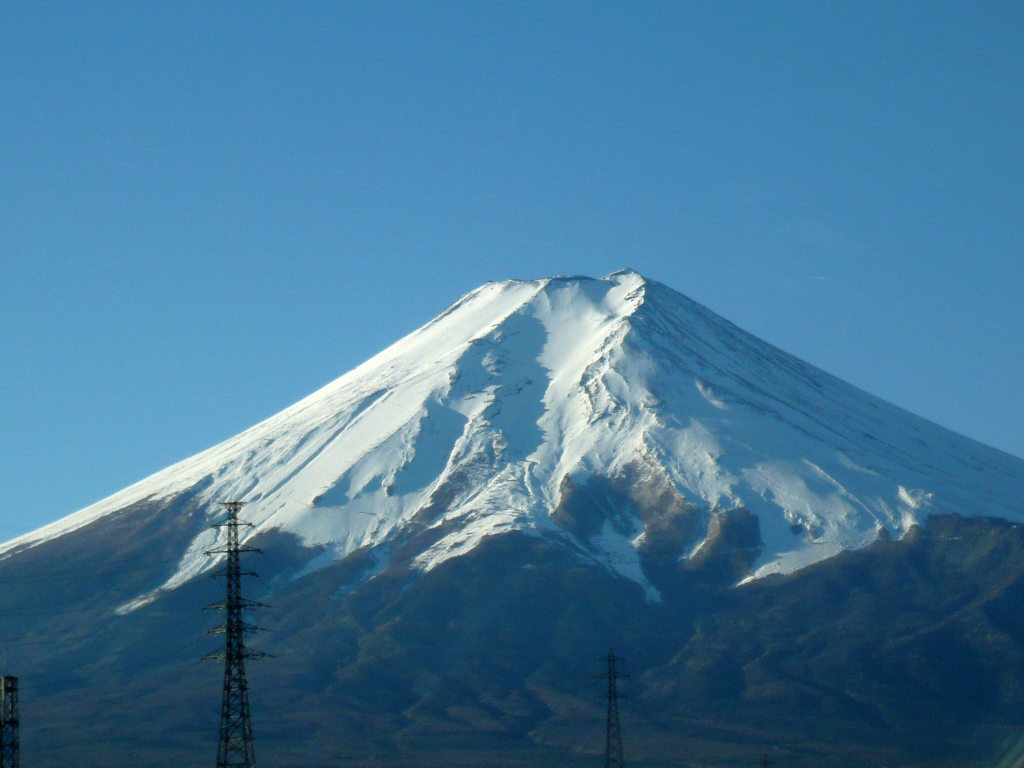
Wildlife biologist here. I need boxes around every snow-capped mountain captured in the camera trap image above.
[4,270,1023,606]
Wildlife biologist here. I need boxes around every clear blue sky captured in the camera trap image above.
[2,2,1022,538]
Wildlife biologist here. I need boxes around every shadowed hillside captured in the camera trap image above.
[5,497,1024,767]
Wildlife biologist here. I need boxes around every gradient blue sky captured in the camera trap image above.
[2,2,1022,538]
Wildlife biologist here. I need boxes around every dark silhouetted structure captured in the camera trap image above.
[598,650,627,768]
[206,501,264,768]
[0,676,18,768]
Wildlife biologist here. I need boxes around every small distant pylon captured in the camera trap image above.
[597,649,628,768]
[0,676,18,768]
[205,501,265,768]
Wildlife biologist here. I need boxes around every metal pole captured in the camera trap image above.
[205,501,265,768]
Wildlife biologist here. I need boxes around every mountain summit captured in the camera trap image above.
[5,271,1022,606]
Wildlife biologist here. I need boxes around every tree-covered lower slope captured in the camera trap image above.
[6,495,1024,768]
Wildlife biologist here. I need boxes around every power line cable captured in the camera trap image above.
[0,555,182,584]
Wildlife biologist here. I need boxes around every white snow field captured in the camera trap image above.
[3,270,1023,605]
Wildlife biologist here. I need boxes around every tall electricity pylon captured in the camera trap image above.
[205,501,265,768]
[598,649,628,768]
[0,675,18,768]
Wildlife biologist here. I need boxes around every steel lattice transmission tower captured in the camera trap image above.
[0,676,18,768]
[598,650,628,768]
[205,501,265,768]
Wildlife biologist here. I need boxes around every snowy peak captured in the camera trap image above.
[4,271,1024,606]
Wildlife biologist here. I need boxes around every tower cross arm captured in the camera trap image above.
[204,544,263,555]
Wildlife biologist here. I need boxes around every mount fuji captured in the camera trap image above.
[3,270,1024,768]
[5,270,1021,597]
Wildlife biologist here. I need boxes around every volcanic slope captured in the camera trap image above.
[5,271,1024,768]
[3,270,1022,605]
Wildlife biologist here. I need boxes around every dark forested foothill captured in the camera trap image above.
[4,496,1024,768]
